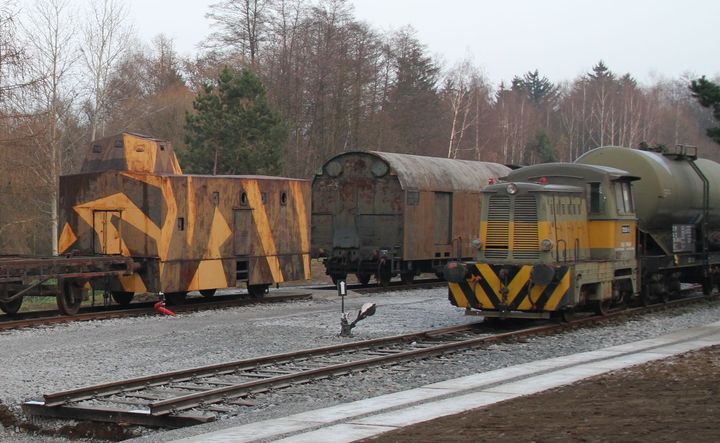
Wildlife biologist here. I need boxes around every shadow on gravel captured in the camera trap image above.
[0,401,17,427]
[16,413,142,442]
[55,422,141,441]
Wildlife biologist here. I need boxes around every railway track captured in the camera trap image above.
[1,278,443,330]
[306,277,447,294]
[22,291,715,428]
[0,291,312,331]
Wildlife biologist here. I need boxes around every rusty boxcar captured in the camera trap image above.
[311,151,510,285]
[58,133,311,306]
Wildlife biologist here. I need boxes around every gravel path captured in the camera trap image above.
[1,288,718,442]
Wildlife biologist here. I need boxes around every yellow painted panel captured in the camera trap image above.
[290,181,309,252]
[588,220,636,249]
[525,283,547,310]
[196,259,229,290]
[507,266,531,302]
[449,282,469,308]
[477,264,501,289]
[122,172,164,188]
[125,137,158,172]
[158,178,178,260]
[73,192,161,254]
[206,206,232,259]
[244,180,282,282]
[544,272,572,310]
[58,223,78,254]
[472,283,495,308]
[119,273,147,293]
[186,176,196,246]
[303,253,311,279]
[266,256,283,283]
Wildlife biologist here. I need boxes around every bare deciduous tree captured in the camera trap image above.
[81,0,131,142]
[20,0,80,255]
[206,0,275,65]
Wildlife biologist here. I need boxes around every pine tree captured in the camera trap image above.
[511,70,557,106]
[690,76,720,144]
[524,129,557,163]
[184,67,287,175]
[384,27,443,154]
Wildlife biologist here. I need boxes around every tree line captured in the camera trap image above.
[0,0,718,255]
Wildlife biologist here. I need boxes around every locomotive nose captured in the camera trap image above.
[443,261,468,283]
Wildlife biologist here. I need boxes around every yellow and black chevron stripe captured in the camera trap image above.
[449,263,572,312]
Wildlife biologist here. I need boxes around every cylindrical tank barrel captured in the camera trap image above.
[576,146,720,232]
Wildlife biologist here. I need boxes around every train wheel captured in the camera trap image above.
[247,284,268,298]
[594,299,611,316]
[560,307,575,322]
[57,280,84,316]
[111,291,134,306]
[200,289,217,298]
[0,296,22,315]
[165,292,187,305]
[356,273,371,286]
[659,290,670,304]
[400,272,415,284]
[377,264,392,287]
[702,277,715,296]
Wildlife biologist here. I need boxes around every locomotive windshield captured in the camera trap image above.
[615,182,634,214]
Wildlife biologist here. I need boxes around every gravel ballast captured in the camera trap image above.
[1,288,718,442]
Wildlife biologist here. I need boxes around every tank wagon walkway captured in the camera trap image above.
[163,321,720,443]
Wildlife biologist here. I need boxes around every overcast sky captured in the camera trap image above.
[125,0,719,87]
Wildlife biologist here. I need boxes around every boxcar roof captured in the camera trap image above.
[361,151,510,192]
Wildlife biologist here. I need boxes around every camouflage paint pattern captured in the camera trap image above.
[59,133,310,294]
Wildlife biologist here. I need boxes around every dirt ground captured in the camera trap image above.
[365,345,720,443]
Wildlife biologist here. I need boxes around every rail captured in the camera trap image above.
[23,289,713,428]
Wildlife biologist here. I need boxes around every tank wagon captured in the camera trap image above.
[446,145,720,319]
[577,145,720,297]
[58,132,311,309]
[312,151,510,285]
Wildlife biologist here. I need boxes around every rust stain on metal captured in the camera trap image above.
[59,132,311,295]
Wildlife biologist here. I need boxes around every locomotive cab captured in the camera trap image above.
[448,163,639,319]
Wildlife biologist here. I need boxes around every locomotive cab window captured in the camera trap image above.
[589,183,603,214]
[614,182,634,214]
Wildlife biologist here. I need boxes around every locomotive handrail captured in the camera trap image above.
[556,239,567,262]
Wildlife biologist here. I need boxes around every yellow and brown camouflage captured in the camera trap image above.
[58,133,311,295]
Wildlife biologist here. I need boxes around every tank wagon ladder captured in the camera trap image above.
[681,145,713,293]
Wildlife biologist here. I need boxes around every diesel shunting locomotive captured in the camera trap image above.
[446,145,720,319]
